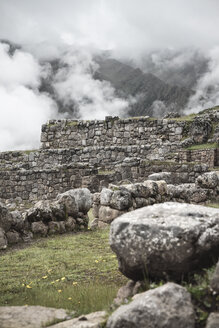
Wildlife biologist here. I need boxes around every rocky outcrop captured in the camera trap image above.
[0,306,70,328]
[94,181,167,227]
[206,313,219,328]
[110,202,219,281]
[196,171,219,190]
[49,311,107,328]
[0,188,92,250]
[107,283,195,328]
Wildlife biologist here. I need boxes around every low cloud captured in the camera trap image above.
[53,47,129,119]
[0,43,57,151]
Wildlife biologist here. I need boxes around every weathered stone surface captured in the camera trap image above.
[196,172,219,189]
[21,230,33,243]
[0,306,70,328]
[100,188,113,206]
[107,283,195,328]
[10,211,26,232]
[6,230,21,244]
[148,172,172,184]
[98,221,109,229]
[55,193,79,218]
[57,188,92,214]
[110,202,219,281]
[113,280,143,307]
[99,206,124,223]
[210,261,219,293]
[49,311,107,328]
[0,228,7,249]
[65,217,76,232]
[143,180,159,197]
[48,221,61,235]
[167,183,210,203]
[0,202,12,232]
[189,117,212,143]
[90,218,98,230]
[206,313,219,328]
[31,221,48,236]
[124,183,151,198]
[110,190,132,211]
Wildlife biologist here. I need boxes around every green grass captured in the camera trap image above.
[185,143,218,150]
[0,229,127,316]
[205,203,219,209]
[98,170,115,176]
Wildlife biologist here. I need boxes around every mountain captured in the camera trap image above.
[94,58,193,116]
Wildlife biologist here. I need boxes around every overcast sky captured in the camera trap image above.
[1,0,219,59]
[0,0,219,150]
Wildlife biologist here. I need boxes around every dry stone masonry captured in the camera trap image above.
[0,109,218,202]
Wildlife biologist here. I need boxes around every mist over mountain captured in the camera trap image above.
[1,0,219,150]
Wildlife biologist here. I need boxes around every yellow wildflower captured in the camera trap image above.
[51,281,55,284]
[42,275,48,279]
[61,277,66,281]
[26,285,32,289]
[55,279,60,282]
[58,289,62,293]
[95,260,99,263]
[72,282,78,286]
[68,297,72,300]
[48,269,52,273]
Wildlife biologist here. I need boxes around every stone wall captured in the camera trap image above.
[0,158,209,201]
[178,149,218,168]
[41,117,184,155]
[0,111,218,202]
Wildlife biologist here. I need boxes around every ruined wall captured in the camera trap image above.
[0,112,218,202]
[178,149,218,168]
[41,117,184,154]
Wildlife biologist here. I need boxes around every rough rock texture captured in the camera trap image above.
[107,283,195,328]
[0,202,12,232]
[95,181,168,226]
[99,206,124,223]
[113,280,143,307]
[110,202,219,280]
[57,188,92,214]
[0,227,7,249]
[0,306,70,328]
[206,313,219,328]
[210,261,219,293]
[167,183,213,204]
[148,172,173,184]
[49,311,107,328]
[196,172,219,189]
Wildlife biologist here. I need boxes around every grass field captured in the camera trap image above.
[0,228,127,317]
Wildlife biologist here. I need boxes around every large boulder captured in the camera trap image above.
[0,202,12,232]
[107,283,195,328]
[57,188,92,214]
[110,202,219,281]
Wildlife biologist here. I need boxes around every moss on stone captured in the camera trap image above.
[185,143,218,150]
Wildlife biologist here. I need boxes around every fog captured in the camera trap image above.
[0,0,219,150]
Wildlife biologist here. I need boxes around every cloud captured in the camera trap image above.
[53,47,129,119]
[185,46,219,113]
[0,43,57,151]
